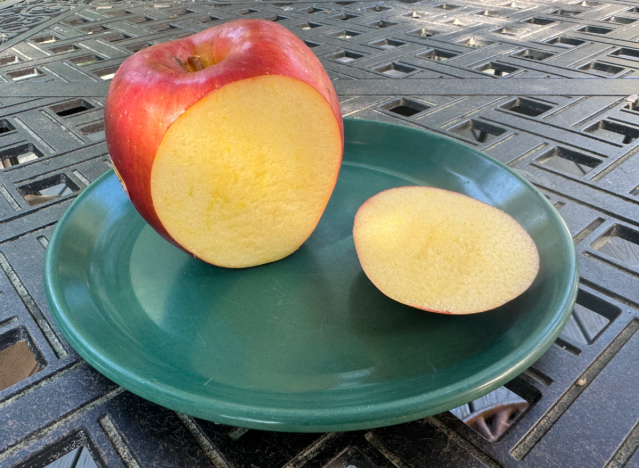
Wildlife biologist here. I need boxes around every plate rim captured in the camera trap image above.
[44,117,579,432]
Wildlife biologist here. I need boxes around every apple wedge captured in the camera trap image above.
[353,187,539,314]
[105,20,343,268]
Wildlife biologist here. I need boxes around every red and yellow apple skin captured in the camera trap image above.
[104,19,343,266]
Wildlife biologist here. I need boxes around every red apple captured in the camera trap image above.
[105,19,343,268]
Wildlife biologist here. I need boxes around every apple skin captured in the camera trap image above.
[104,19,343,249]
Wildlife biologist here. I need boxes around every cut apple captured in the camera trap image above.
[353,187,539,314]
[151,75,341,268]
[104,20,344,268]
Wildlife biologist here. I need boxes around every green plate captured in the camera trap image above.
[44,118,577,432]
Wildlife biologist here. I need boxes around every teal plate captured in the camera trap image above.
[44,118,578,432]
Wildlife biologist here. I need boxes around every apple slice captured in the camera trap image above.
[353,187,539,314]
[105,20,343,268]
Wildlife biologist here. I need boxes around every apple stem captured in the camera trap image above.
[174,55,207,72]
[187,55,206,72]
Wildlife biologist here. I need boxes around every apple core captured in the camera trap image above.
[151,74,342,268]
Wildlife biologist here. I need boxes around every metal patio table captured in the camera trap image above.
[1,0,639,466]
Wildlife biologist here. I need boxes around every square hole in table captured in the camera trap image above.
[410,28,442,38]
[13,430,103,468]
[366,5,391,12]
[147,23,176,32]
[585,120,639,144]
[448,18,477,27]
[535,146,602,176]
[550,9,582,16]
[0,327,45,391]
[168,8,192,17]
[373,62,416,78]
[418,49,458,61]
[604,16,636,24]
[31,34,60,44]
[1,143,43,169]
[0,54,20,66]
[304,40,320,48]
[609,47,639,60]
[458,36,494,48]
[79,121,105,141]
[560,290,620,345]
[296,21,323,29]
[125,42,152,52]
[323,447,376,468]
[546,36,585,48]
[101,32,131,42]
[369,38,405,49]
[482,9,508,17]
[592,224,639,266]
[265,15,288,22]
[450,381,539,442]
[95,65,120,81]
[0,119,15,135]
[51,99,94,117]
[578,25,613,34]
[381,98,429,117]
[524,17,555,25]
[503,2,526,8]
[493,26,528,36]
[18,174,80,206]
[578,61,624,76]
[7,67,43,82]
[478,62,519,76]
[193,15,220,23]
[103,8,132,17]
[48,44,79,54]
[332,13,359,20]
[449,119,506,143]
[302,7,328,13]
[575,1,600,6]
[81,24,109,34]
[329,30,361,39]
[513,48,554,60]
[368,20,397,28]
[328,50,365,63]
[69,54,103,66]
[63,16,88,26]
[127,15,153,23]
[502,98,553,117]
[626,100,639,113]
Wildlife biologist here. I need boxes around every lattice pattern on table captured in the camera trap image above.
[2,0,639,466]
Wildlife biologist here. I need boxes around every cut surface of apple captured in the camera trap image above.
[151,75,341,268]
[353,187,539,315]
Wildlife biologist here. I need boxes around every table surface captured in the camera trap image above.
[1,0,639,466]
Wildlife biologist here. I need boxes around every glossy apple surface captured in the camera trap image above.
[105,19,343,268]
[353,187,540,314]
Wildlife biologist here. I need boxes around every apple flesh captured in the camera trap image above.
[353,187,539,315]
[105,19,343,268]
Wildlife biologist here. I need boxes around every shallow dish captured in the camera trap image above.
[44,118,578,432]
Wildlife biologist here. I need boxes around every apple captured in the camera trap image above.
[105,19,343,268]
[353,187,539,315]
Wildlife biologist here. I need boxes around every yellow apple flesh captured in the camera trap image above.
[152,75,341,268]
[353,187,539,314]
